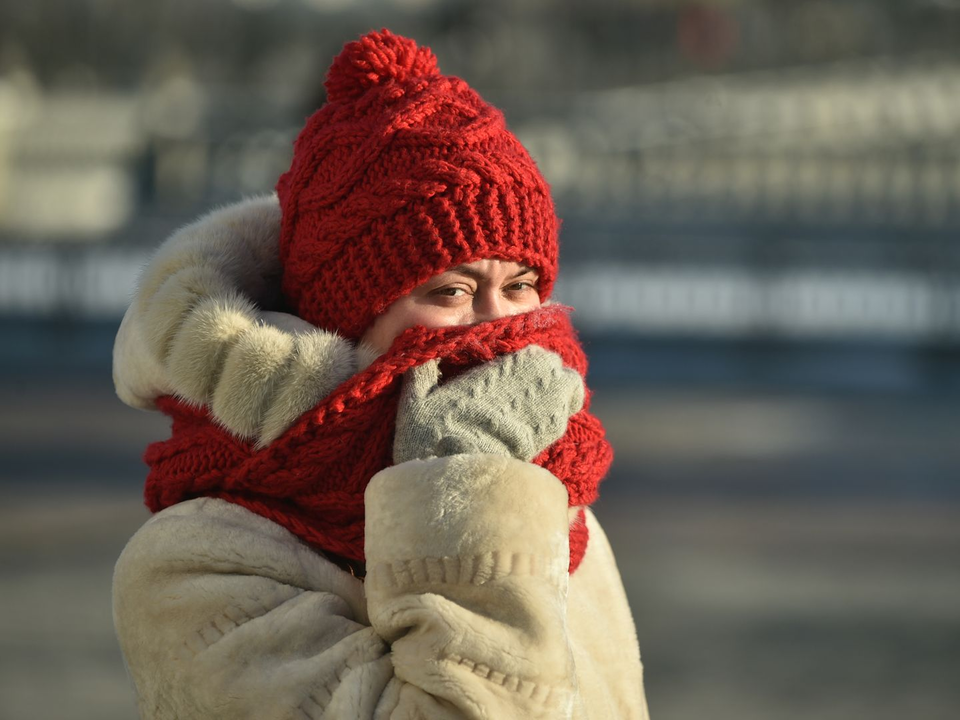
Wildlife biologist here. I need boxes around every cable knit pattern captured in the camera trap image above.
[145,306,613,572]
[276,29,559,339]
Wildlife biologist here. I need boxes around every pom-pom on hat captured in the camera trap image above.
[276,29,559,339]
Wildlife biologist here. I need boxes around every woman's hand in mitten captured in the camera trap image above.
[393,346,585,464]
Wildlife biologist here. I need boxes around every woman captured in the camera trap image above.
[112,29,649,719]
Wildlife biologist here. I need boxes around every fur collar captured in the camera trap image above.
[113,195,357,448]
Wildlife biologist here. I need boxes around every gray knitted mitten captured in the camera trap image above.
[393,346,585,464]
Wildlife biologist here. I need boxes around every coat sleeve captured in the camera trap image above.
[113,455,644,719]
[362,454,579,718]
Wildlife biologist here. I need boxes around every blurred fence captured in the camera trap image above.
[541,56,960,227]
[2,247,959,344]
[4,55,960,352]
[2,4,960,388]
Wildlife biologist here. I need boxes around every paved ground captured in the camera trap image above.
[603,498,960,720]
[1,374,958,719]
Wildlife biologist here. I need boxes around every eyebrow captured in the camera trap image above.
[445,264,538,281]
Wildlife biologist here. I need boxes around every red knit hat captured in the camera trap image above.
[276,29,559,339]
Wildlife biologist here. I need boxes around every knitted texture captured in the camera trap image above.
[393,346,585,465]
[144,306,612,573]
[276,29,559,339]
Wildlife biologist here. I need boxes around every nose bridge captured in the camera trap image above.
[473,284,507,322]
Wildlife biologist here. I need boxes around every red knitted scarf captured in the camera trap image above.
[144,306,612,573]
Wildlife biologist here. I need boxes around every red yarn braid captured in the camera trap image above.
[144,306,611,573]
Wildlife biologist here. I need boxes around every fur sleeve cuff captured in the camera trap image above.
[364,454,571,588]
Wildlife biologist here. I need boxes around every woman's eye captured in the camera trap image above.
[507,280,538,292]
[432,286,468,297]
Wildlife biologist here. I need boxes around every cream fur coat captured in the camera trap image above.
[112,196,650,719]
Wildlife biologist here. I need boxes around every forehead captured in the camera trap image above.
[440,259,535,279]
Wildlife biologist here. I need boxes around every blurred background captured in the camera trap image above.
[1,0,959,718]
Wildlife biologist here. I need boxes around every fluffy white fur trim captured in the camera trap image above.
[113,194,356,446]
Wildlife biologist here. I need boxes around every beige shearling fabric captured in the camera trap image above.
[114,456,648,719]
[113,195,356,447]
